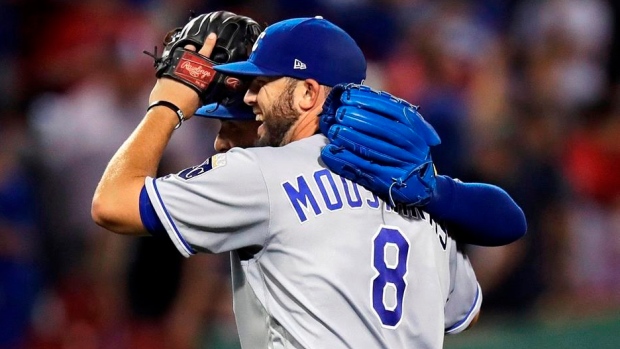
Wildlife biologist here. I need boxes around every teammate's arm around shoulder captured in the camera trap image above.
[425,175,527,246]
[91,36,217,235]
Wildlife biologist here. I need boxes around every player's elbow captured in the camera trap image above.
[91,194,121,233]
[504,205,528,243]
[91,193,143,236]
[465,311,480,331]
[517,207,527,236]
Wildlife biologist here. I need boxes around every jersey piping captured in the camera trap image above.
[147,177,196,257]
[445,283,482,334]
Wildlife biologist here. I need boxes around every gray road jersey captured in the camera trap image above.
[145,134,481,349]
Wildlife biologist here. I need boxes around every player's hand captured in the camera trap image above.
[148,33,217,121]
[319,83,441,207]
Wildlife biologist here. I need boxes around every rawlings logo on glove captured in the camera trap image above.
[319,83,441,207]
[175,52,216,87]
[145,11,262,105]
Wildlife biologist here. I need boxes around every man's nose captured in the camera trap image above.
[244,89,257,106]
[214,136,232,153]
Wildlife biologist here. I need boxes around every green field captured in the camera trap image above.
[445,311,620,349]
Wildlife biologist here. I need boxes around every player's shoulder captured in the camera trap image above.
[239,134,328,158]
[228,135,328,178]
[290,134,329,148]
[210,135,327,180]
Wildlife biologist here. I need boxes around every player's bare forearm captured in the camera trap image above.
[92,37,216,235]
[91,108,178,235]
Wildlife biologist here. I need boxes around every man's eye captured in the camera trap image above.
[250,79,266,90]
[228,125,240,132]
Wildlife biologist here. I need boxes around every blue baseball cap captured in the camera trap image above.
[194,101,255,120]
[213,16,366,87]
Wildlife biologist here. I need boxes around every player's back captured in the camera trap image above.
[233,135,480,349]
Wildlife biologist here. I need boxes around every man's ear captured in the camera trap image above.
[298,79,323,111]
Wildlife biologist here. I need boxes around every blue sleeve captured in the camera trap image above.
[424,175,527,246]
[139,185,167,238]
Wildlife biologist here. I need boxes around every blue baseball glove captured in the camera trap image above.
[319,83,441,207]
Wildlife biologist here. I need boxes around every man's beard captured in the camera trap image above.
[255,81,300,147]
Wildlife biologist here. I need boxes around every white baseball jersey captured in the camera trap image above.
[144,134,481,349]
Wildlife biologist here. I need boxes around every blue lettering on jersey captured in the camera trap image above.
[314,169,343,211]
[393,204,418,218]
[283,170,447,231]
[435,223,448,250]
[367,192,380,208]
[414,208,448,250]
[341,177,363,208]
[282,170,385,222]
[282,170,450,250]
[372,226,409,328]
[283,175,322,222]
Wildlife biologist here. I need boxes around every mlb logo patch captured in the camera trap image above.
[178,154,227,180]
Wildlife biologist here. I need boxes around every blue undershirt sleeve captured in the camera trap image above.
[139,185,167,238]
[424,175,527,246]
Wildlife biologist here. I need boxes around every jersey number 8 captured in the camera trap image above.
[371,226,410,328]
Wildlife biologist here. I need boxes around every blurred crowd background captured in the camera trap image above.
[1,0,620,348]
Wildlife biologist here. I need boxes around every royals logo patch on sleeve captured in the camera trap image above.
[177,153,227,180]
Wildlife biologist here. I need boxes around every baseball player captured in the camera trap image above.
[196,101,526,247]
[196,101,260,152]
[93,16,481,348]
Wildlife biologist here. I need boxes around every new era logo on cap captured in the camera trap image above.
[293,59,306,70]
[213,17,366,87]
